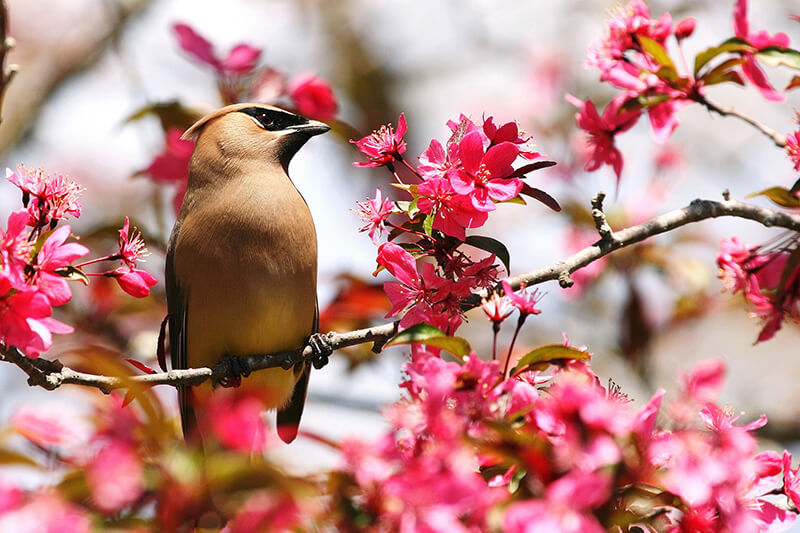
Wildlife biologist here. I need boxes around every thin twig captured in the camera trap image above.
[0,0,17,126]
[3,196,800,393]
[699,96,787,148]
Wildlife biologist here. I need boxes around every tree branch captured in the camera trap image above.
[698,96,787,148]
[3,195,800,394]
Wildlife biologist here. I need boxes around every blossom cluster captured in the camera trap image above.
[352,112,558,334]
[717,236,800,342]
[1,166,157,357]
[570,0,799,181]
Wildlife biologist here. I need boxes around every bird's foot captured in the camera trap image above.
[214,353,252,388]
[308,332,334,369]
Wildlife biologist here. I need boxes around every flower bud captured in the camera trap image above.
[675,18,696,41]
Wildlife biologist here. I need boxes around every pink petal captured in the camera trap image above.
[459,131,485,175]
[448,170,475,195]
[395,113,407,139]
[222,44,261,74]
[376,242,419,287]
[173,23,219,70]
[482,142,519,177]
[742,57,785,102]
[486,178,523,201]
[733,0,749,39]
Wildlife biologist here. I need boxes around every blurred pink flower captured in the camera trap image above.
[674,17,697,40]
[351,113,407,168]
[733,0,790,101]
[680,359,726,404]
[206,390,270,453]
[565,93,641,181]
[11,404,86,448]
[145,127,194,215]
[786,120,800,171]
[173,23,261,75]
[504,472,610,533]
[87,440,144,513]
[222,493,302,533]
[0,492,91,533]
[288,73,338,120]
[355,188,393,244]
[502,280,542,317]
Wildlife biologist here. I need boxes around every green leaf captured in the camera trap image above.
[500,195,527,205]
[756,47,800,70]
[56,265,90,285]
[407,198,420,218]
[386,323,471,357]
[512,344,591,375]
[464,235,511,273]
[637,35,675,70]
[423,212,435,235]
[694,39,754,76]
[746,187,800,208]
[635,92,671,109]
[698,57,745,85]
[654,65,679,83]
[30,229,54,258]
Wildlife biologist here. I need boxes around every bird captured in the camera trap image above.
[165,102,330,444]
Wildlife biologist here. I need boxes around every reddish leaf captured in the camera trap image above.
[787,75,800,90]
[520,184,561,212]
[509,160,557,178]
[123,358,157,375]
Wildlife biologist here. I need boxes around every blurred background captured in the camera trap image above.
[0,0,799,473]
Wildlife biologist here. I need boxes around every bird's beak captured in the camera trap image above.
[290,120,330,137]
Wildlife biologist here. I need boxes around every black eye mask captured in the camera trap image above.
[239,107,308,131]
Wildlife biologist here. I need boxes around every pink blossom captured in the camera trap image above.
[482,116,540,160]
[205,389,270,453]
[355,188,393,244]
[28,225,89,306]
[288,73,338,120]
[783,452,800,509]
[1,210,33,291]
[0,492,91,533]
[351,113,407,168]
[501,280,542,317]
[481,293,513,324]
[11,404,86,448]
[87,440,144,513]
[675,17,696,40]
[222,492,303,533]
[7,166,82,228]
[117,217,148,268]
[786,121,800,171]
[376,242,470,330]
[416,178,489,240]
[109,266,158,298]
[0,482,23,515]
[0,286,72,358]
[565,93,641,181]
[418,138,460,180]
[733,0,791,102]
[173,23,262,75]
[681,359,726,403]
[145,127,194,215]
[504,472,610,533]
[449,131,523,211]
[586,0,672,71]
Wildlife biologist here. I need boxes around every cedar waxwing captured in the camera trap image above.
[165,103,330,443]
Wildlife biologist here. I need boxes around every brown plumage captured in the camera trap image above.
[166,103,329,443]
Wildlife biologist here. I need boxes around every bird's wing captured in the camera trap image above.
[165,218,192,437]
[276,298,317,443]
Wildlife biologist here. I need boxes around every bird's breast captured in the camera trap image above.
[174,179,317,404]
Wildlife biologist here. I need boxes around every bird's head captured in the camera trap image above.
[182,103,330,169]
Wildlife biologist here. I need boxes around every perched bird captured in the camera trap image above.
[166,103,330,443]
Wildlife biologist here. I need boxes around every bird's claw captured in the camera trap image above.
[308,332,334,370]
[215,353,252,388]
